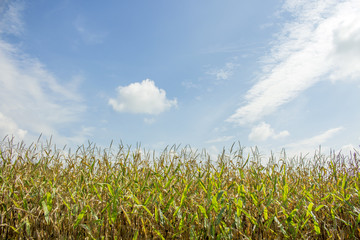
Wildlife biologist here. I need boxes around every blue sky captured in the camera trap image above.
[0,0,359,157]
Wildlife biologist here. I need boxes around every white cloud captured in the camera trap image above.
[206,135,234,144]
[144,117,156,125]
[274,130,291,140]
[74,15,106,45]
[0,2,86,145]
[339,144,358,155]
[227,0,360,125]
[207,62,238,81]
[109,79,177,115]
[0,1,24,36]
[181,80,199,89]
[0,112,27,139]
[284,126,343,153]
[329,7,360,81]
[0,42,84,130]
[248,122,289,142]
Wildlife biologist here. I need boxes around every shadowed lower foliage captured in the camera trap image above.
[0,137,360,239]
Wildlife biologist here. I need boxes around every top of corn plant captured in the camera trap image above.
[0,136,359,239]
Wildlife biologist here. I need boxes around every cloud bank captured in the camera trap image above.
[227,0,360,125]
[109,79,177,115]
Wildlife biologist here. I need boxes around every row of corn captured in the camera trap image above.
[0,138,359,239]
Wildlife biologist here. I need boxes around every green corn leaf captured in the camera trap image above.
[198,205,208,219]
[335,216,350,226]
[46,192,53,212]
[164,196,175,212]
[92,184,102,201]
[74,205,88,228]
[155,206,159,223]
[153,227,165,240]
[301,217,310,229]
[140,171,152,193]
[314,220,320,235]
[132,194,141,205]
[215,206,226,226]
[25,217,31,236]
[158,207,165,225]
[263,206,268,220]
[321,194,331,201]
[101,202,111,214]
[110,207,118,224]
[240,184,246,194]
[237,198,243,209]
[173,205,181,218]
[219,164,225,178]
[315,205,325,212]
[241,209,256,225]
[182,181,192,203]
[212,196,219,213]
[179,217,184,231]
[306,202,314,217]
[341,175,347,191]
[7,225,19,234]
[120,206,132,226]
[164,175,175,189]
[132,230,139,240]
[330,207,335,220]
[69,190,76,204]
[241,156,249,168]
[357,212,360,224]
[310,211,321,234]
[141,205,153,218]
[216,190,225,202]
[274,216,288,237]
[250,193,258,206]
[106,184,114,197]
[22,198,28,211]
[42,201,50,224]
[62,197,71,211]
[12,199,20,208]
[144,194,152,206]
[207,180,213,199]
[79,224,96,240]
[283,183,289,202]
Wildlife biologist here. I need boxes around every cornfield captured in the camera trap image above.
[1,136,360,239]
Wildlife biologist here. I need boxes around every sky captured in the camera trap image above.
[0,0,359,158]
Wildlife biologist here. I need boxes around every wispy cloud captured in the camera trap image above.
[206,62,238,81]
[109,79,177,115]
[0,2,86,144]
[227,0,360,125]
[284,126,344,154]
[144,117,156,125]
[206,135,234,144]
[200,42,267,55]
[74,15,106,45]
[0,112,27,139]
[0,0,24,36]
[248,122,289,142]
[339,144,359,155]
[181,80,200,90]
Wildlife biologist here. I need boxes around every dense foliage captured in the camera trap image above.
[1,137,360,239]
